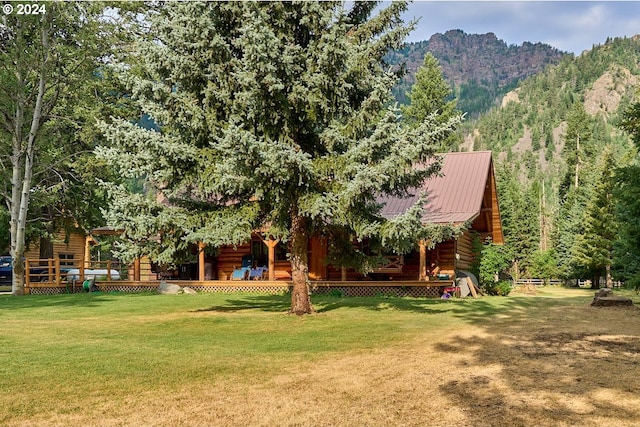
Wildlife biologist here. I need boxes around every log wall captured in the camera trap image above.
[456,231,478,272]
[23,232,86,265]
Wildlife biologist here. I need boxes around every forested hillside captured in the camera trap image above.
[387,30,568,116]
[458,35,640,284]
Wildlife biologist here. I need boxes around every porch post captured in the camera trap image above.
[419,240,427,281]
[262,237,279,281]
[133,258,141,281]
[84,236,93,267]
[25,258,31,294]
[198,242,205,281]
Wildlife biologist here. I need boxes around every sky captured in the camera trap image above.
[401,1,640,55]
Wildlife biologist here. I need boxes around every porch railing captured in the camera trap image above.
[371,255,404,274]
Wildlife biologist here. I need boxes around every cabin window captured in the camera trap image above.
[251,239,288,265]
[58,253,75,267]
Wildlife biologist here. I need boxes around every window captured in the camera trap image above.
[58,253,75,267]
[251,239,288,265]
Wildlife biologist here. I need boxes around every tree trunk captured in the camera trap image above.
[605,264,612,289]
[289,213,313,315]
[9,15,51,296]
[39,235,54,261]
[10,139,25,295]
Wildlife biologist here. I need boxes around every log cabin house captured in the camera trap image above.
[22,231,87,270]
[208,151,503,284]
[18,227,154,287]
[22,151,503,295]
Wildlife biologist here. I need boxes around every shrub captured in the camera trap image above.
[484,280,513,296]
[479,242,512,286]
[328,289,344,298]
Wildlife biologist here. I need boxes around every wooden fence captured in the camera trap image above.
[514,278,625,288]
[575,279,624,288]
[513,278,565,287]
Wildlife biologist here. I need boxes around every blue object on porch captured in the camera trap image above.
[249,266,267,280]
[241,254,254,268]
[231,267,250,280]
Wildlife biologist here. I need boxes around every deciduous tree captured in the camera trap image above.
[0,2,129,295]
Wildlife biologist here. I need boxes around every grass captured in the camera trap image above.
[1,287,640,426]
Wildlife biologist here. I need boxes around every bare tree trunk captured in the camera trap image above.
[289,213,313,315]
[605,264,612,289]
[10,17,51,296]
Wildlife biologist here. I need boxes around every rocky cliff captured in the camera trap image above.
[388,29,569,116]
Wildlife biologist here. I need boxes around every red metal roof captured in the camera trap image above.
[380,151,493,224]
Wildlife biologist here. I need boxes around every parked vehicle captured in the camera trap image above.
[65,268,121,282]
[0,257,11,285]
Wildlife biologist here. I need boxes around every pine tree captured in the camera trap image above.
[571,146,618,287]
[401,53,459,150]
[561,102,593,195]
[97,2,460,314]
[494,164,539,278]
[615,101,640,288]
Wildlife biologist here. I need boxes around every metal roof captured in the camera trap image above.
[380,151,493,224]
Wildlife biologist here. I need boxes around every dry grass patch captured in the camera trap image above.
[1,288,640,426]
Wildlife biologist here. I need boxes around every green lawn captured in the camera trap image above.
[1,288,637,426]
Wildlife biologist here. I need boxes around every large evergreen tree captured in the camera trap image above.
[554,186,586,279]
[494,164,539,278]
[401,53,459,150]
[572,146,618,287]
[561,102,594,195]
[97,1,459,314]
[615,101,640,288]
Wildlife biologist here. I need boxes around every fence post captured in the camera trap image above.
[107,260,111,281]
[25,259,30,293]
[55,258,61,287]
[48,258,53,283]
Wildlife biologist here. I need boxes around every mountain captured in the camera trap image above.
[459,35,640,280]
[387,29,568,117]
[463,35,640,177]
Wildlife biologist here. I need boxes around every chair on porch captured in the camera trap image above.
[249,266,267,280]
[230,254,254,280]
[230,267,249,280]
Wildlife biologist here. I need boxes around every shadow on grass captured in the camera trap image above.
[193,289,585,323]
[427,289,640,426]
[192,294,489,316]
[192,294,293,313]
[0,291,151,310]
[2,287,602,326]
